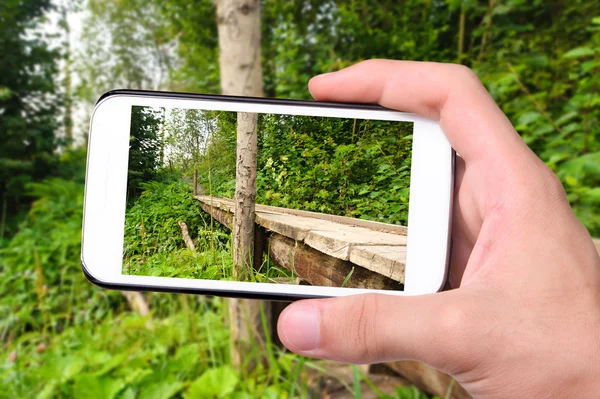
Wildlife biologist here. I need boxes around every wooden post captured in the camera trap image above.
[216,0,268,369]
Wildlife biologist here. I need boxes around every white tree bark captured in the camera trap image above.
[217,0,263,97]
[233,112,258,276]
[216,0,267,370]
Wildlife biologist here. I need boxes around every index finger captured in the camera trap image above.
[309,60,526,163]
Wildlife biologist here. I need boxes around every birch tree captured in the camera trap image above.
[215,0,266,369]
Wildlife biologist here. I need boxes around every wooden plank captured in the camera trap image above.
[304,228,406,260]
[267,233,403,291]
[198,200,232,229]
[255,212,346,241]
[350,246,406,283]
[196,195,407,235]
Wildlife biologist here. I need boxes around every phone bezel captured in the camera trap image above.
[81,90,454,299]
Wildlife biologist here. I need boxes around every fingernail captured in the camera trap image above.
[281,305,320,351]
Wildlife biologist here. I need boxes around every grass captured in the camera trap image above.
[0,177,436,398]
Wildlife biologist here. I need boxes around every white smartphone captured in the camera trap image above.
[82,90,454,299]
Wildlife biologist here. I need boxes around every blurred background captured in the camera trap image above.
[1,0,599,398]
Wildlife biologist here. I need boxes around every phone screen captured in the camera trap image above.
[122,105,413,291]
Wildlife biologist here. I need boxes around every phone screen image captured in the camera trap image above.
[122,105,413,291]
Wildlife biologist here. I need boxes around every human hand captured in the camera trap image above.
[277,60,600,398]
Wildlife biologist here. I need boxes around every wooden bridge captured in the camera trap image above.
[195,195,408,290]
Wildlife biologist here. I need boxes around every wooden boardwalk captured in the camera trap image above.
[195,195,408,290]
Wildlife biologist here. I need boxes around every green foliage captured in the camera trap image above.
[0,0,61,240]
[123,180,216,260]
[75,0,176,98]
[258,115,412,224]
[261,0,457,98]
[158,1,220,93]
[1,302,230,398]
[184,366,239,399]
[0,178,122,342]
[122,178,290,283]
[200,112,413,225]
[196,110,238,198]
[0,178,317,398]
[473,2,600,235]
[128,106,166,198]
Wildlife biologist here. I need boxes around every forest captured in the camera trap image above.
[1,0,599,398]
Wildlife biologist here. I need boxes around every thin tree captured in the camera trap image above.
[215,0,267,369]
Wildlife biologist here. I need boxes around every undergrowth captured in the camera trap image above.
[123,179,291,283]
[0,178,434,398]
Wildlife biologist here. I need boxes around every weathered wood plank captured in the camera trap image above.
[350,245,406,283]
[199,200,232,229]
[196,195,407,235]
[304,228,406,261]
[267,233,403,290]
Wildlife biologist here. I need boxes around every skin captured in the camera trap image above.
[276,60,600,398]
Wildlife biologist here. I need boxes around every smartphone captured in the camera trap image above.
[81,90,454,299]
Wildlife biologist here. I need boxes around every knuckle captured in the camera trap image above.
[437,301,470,333]
[435,302,476,353]
[527,162,569,207]
[432,299,492,373]
[452,64,481,85]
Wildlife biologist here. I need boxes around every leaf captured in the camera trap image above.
[36,380,58,399]
[184,366,239,399]
[582,188,600,204]
[93,353,127,376]
[39,355,85,383]
[559,152,600,180]
[492,4,512,15]
[174,343,201,365]
[229,393,253,399]
[393,385,430,399]
[565,176,578,187]
[517,111,542,125]
[532,124,554,137]
[73,375,125,399]
[554,111,578,126]
[120,388,137,399]
[139,380,185,399]
[562,47,595,59]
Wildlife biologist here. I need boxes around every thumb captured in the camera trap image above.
[277,292,478,372]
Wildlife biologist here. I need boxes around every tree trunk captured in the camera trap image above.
[60,5,73,143]
[216,0,268,370]
[233,111,258,279]
[216,0,263,97]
